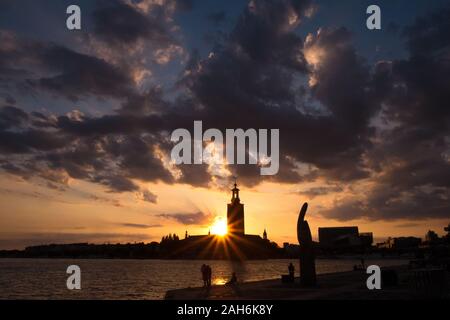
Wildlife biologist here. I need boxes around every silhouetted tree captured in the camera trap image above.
[426,230,439,243]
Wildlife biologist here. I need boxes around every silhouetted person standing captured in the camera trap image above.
[288,263,295,279]
[201,264,207,287]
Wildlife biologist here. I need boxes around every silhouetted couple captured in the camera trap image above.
[201,264,212,287]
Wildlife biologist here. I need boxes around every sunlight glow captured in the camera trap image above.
[211,217,227,236]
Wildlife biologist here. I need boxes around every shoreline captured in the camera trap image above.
[0,254,413,260]
[165,265,449,300]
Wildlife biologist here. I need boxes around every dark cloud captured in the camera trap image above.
[178,2,376,185]
[110,135,172,183]
[298,185,343,199]
[229,0,312,71]
[403,7,450,57]
[0,1,449,223]
[1,1,324,191]
[140,190,158,204]
[119,223,162,228]
[0,162,29,177]
[0,31,135,101]
[36,46,134,100]
[1,110,166,196]
[94,174,140,192]
[119,87,170,115]
[157,211,213,225]
[92,1,173,47]
[0,129,69,154]
[0,106,28,130]
[0,1,397,193]
[318,7,450,221]
[29,111,57,128]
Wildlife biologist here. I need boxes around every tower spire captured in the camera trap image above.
[231,178,240,202]
[227,177,245,236]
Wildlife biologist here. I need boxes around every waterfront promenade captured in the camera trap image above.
[165,265,449,300]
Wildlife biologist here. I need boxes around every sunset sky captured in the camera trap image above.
[0,0,449,250]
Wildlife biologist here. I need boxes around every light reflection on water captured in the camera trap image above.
[0,258,407,299]
[213,278,227,285]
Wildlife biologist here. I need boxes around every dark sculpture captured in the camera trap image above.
[297,202,317,286]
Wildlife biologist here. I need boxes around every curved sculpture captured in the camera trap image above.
[297,202,317,286]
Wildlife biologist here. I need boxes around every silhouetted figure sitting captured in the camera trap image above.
[226,272,237,285]
[288,263,295,279]
[201,264,208,287]
[206,265,212,287]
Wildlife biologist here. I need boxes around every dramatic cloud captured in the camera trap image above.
[0,31,135,101]
[317,7,450,221]
[92,0,173,47]
[82,0,186,86]
[37,46,134,100]
[0,120,69,154]
[403,7,450,56]
[0,0,449,223]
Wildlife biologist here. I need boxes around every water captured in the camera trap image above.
[0,258,407,299]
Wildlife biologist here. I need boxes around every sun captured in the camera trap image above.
[210,217,227,236]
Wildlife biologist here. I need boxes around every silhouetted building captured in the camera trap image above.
[283,242,300,257]
[395,237,422,249]
[227,183,245,235]
[319,227,359,247]
[319,227,373,250]
[178,183,282,260]
[1,184,282,260]
[377,237,421,250]
[359,232,374,247]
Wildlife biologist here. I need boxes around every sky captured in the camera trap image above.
[0,0,449,250]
